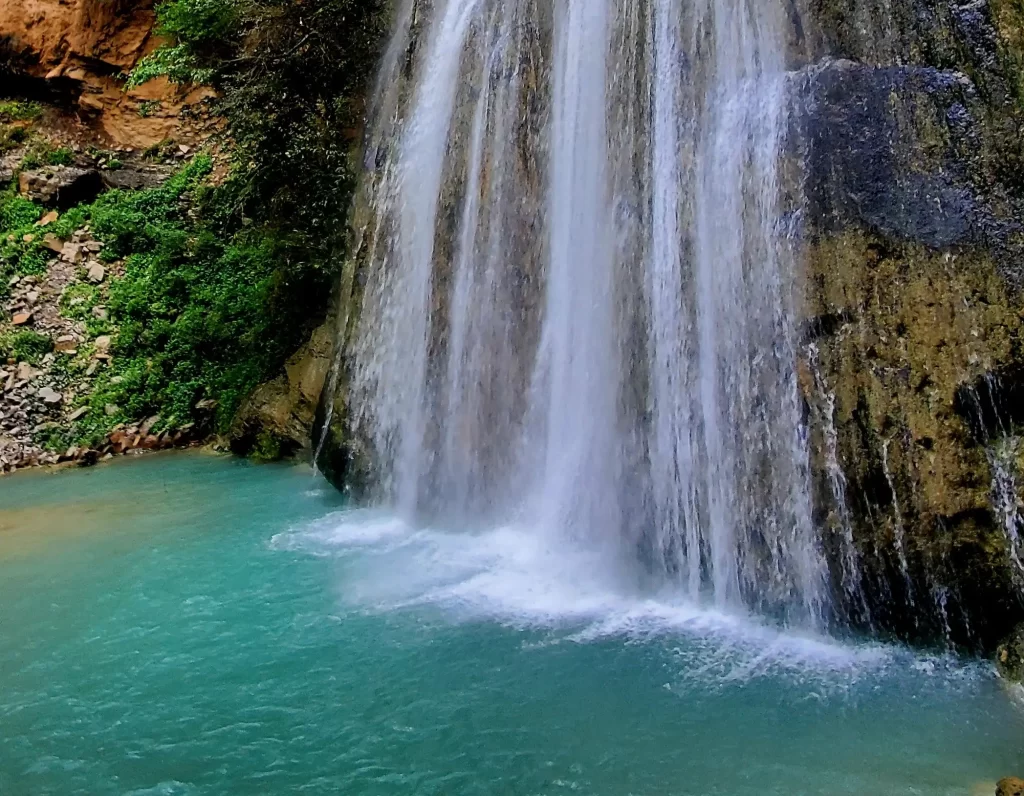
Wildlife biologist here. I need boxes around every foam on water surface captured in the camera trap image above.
[274,510,922,685]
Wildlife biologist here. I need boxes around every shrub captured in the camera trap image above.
[45,147,74,166]
[0,100,41,122]
[0,329,52,364]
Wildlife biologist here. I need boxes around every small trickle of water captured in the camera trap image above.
[881,437,915,605]
[806,344,865,618]
[986,437,1024,581]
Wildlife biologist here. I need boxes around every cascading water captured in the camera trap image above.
[349,0,832,627]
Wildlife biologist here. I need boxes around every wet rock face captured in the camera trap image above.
[804,60,1006,251]
[800,0,1024,647]
[996,624,1024,681]
[229,323,336,461]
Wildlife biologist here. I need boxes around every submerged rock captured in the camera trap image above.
[997,778,1024,796]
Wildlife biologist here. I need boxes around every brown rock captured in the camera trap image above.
[16,362,39,381]
[997,778,1024,796]
[12,312,32,326]
[109,430,134,454]
[36,210,59,227]
[60,242,83,263]
[0,0,217,150]
[42,233,64,252]
[68,406,89,422]
[87,262,106,283]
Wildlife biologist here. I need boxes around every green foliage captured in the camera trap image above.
[0,100,41,122]
[33,422,76,453]
[18,137,65,170]
[45,147,74,166]
[126,0,388,249]
[59,282,111,335]
[126,45,215,89]
[49,156,322,437]
[0,191,39,229]
[137,101,161,119]
[125,0,237,88]
[0,329,52,364]
[0,191,45,286]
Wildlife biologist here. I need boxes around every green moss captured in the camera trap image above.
[249,429,283,462]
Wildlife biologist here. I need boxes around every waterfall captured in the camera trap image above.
[348,0,832,627]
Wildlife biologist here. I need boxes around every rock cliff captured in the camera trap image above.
[799,0,1024,646]
[0,0,213,147]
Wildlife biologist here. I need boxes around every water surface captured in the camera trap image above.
[1,453,1021,795]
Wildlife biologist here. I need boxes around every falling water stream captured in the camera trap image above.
[351,0,832,628]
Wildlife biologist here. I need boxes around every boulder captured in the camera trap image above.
[100,163,174,191]
[35,210,59,227]
[86,262,105,283]
[18,166,103,209]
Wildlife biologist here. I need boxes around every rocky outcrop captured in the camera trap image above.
[0,0,215,148]
[19,165,103,207]
[229,323,336,460]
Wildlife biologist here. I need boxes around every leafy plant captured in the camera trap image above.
[45,147,74,166]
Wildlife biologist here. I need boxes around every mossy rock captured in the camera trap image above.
[995,624,1024,681]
